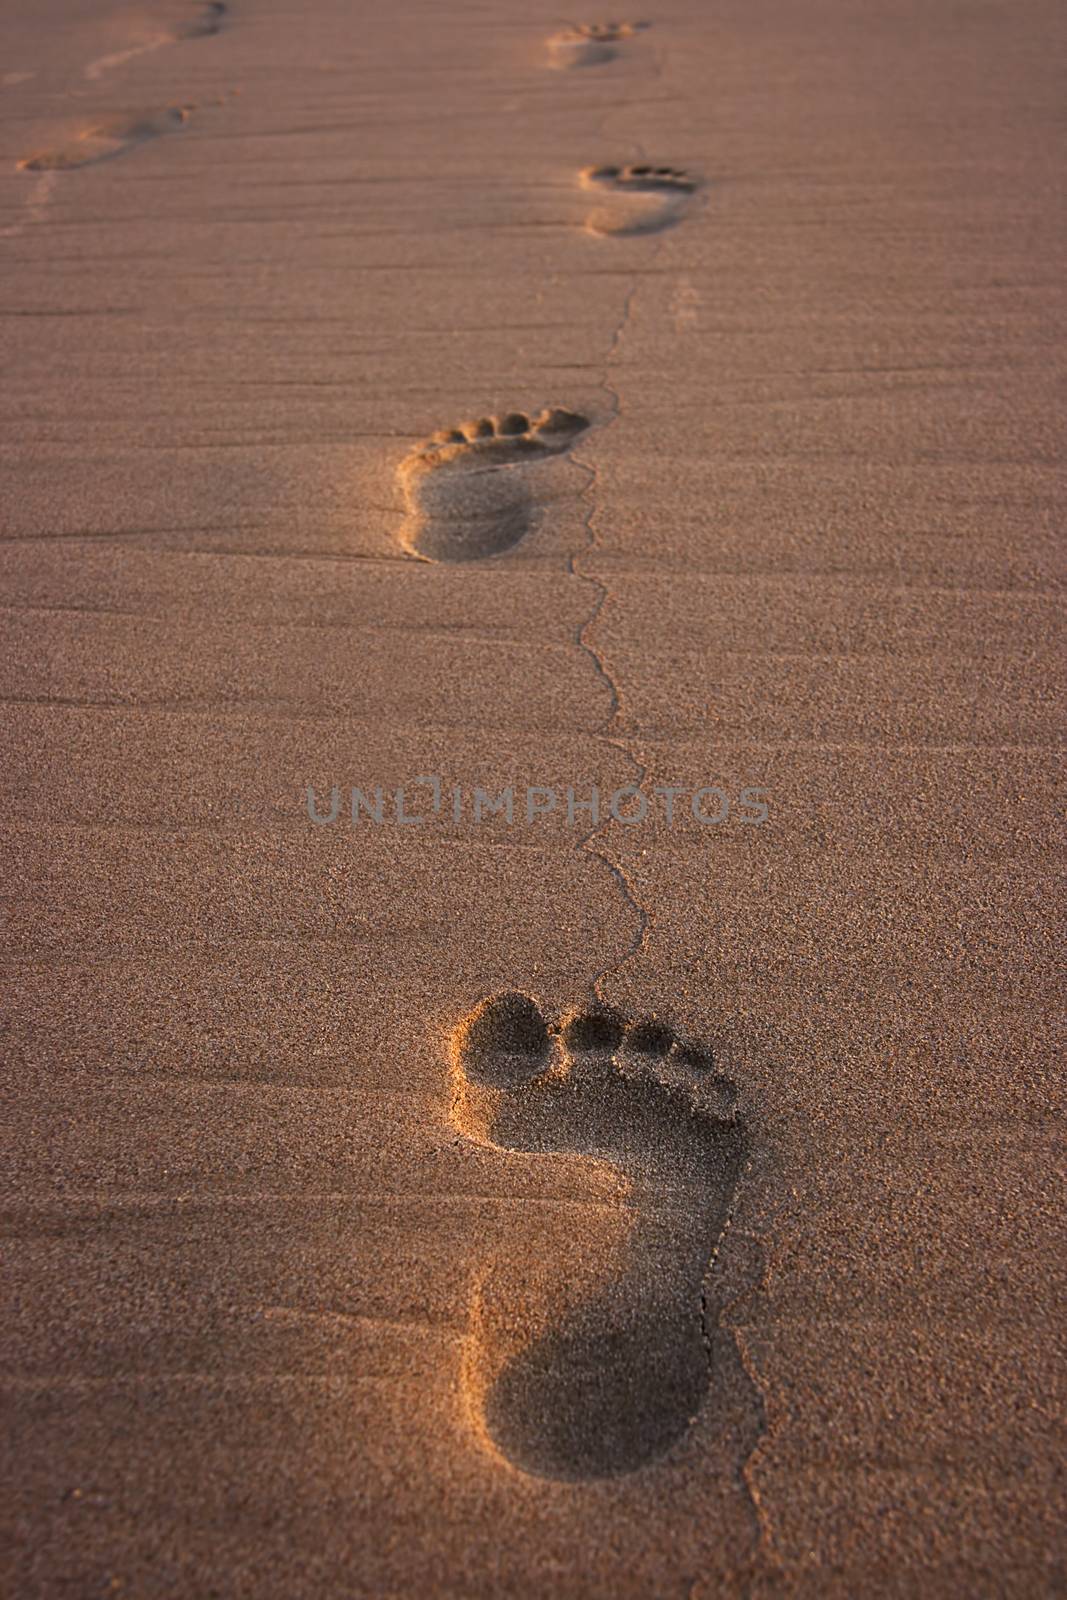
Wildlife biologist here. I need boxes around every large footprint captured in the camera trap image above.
[581,163,698,237]
[451,992,747,1479]
[547,20,649,68]
[19,106,192,172]
[397,407,590,561]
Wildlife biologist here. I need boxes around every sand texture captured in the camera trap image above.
[1,0,1064,1595]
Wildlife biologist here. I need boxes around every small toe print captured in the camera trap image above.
[577,20,649,41]
[620,164,695,191]
[675,1042,716,1073]
[626,1018,674,1057]
[562,1010,625,1053]
[709,1073,740,1108]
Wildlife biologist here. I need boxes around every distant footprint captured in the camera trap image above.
[181,0,228,38]
[398,408,590,562]
[451,992,747,1479]
[19,106,192,172]
[581,163,698,237]
[547,20,649,68]
[85,3,227,79]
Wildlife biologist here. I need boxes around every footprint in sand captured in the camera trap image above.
[19,106,192,172]
[581,163,698,237]
[181,0,228,38]
[85,3,227,79]
[398,408,590,562]
[451,992,747,1479]
[547,20,649,68]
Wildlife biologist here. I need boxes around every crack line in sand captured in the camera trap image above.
[569,279,652,1002]
[563,200,771,1523]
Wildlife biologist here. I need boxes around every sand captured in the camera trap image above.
[1,0,1064,1594]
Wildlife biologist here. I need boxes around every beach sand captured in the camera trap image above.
[1,0,1064,1594]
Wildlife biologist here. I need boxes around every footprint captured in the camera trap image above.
[580,163,698,237]
[84,3,227,79]
[547,20,649,68]
[451,992,747,1479]
[19,106,192,172]
[398,408,590,562]
[180,0,228,38]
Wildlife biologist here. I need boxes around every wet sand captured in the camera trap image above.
[1,0,1064,1594]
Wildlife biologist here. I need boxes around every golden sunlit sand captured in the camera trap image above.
[1,0,1063,1593]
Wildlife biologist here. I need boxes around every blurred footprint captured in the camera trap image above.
[580,163,698,236]
[85,2,226,80]
[19,105,193,172]
[547,20,649,68]
[181,0,227,39]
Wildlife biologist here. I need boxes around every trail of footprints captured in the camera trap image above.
[422,19,742,1486]
[11,0,743,1484]
[14,1,226,177]
[398,20,700,565]
[452,995,746,1479]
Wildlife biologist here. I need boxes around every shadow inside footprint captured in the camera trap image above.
[20,107,191,172]
[398,408,589,562]
[452,993,747,1479]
